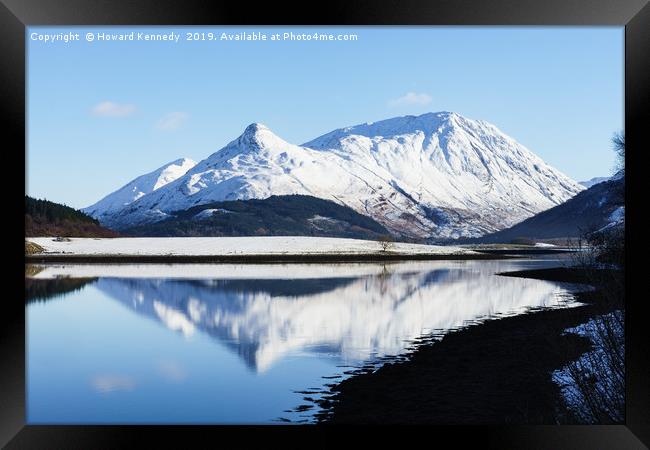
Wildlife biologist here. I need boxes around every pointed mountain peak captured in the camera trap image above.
[236,122,288,150]
[243,122,270,135]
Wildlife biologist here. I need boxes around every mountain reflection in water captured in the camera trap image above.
[87,261,576,372]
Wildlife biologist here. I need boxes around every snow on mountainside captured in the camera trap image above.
[92,112,584,239]
[83,158,196,223]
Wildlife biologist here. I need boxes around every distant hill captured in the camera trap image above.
[124,194,390,240]
[579,176,610,189]
[472,174,624,243]
[26,196,120,237]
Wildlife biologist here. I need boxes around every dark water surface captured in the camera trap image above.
[26,257,582,424]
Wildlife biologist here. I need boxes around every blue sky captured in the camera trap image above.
[27,26,623,209]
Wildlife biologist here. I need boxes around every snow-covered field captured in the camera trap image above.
[26,236,479,257]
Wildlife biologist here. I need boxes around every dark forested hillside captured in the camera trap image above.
[124,195,390,239]
[25,196,120,237]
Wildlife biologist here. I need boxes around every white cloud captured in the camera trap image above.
[157,360,187,382]
[388,92,433,108]
[91,374,136,393]
[91,101,136,117]
[155,112,189,131]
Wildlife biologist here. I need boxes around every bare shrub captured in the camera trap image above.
[555,226,624,423]
[554,308,624,423]
[378,235,395,252]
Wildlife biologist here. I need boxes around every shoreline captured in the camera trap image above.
[25,252,511,264]
[313,266,622,424]
[470,248,575,256]
[23,236,580,264]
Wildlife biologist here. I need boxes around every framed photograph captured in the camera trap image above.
[4,0,647,447]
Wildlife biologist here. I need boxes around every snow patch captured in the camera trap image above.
[534,242,556,248]
[192,208,232,220]
[608,206,624,224]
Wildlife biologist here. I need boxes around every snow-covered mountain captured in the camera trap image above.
[88,112,584,239]
[580,176,610,189]
[82,158,196,224]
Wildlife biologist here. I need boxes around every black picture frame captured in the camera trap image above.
[3,0,647,447]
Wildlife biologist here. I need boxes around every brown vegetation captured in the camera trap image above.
[25,241,45,255]
[25,214,120,238]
